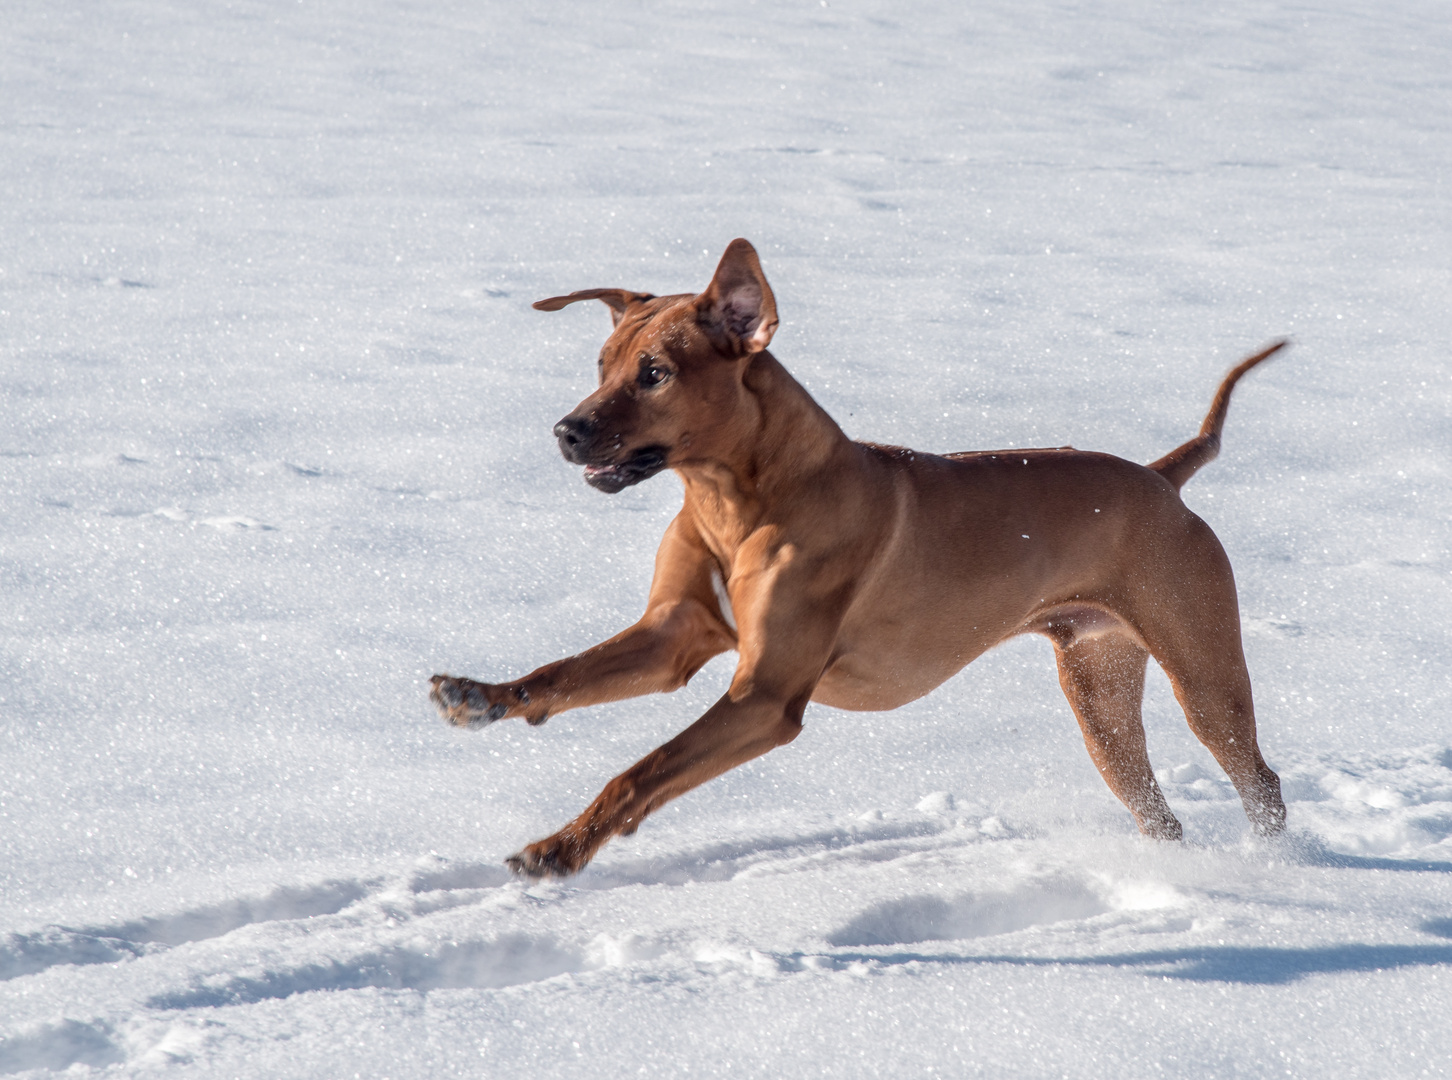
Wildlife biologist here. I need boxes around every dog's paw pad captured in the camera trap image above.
[505,844,575,880]
[506,851,552,879]
[430,676,465,709]
[429,675,501,728]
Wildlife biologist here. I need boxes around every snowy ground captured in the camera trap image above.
[2,0,1451,1076]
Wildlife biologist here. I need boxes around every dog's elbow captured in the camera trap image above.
[647,600,737,691]
[772,713,804,746]
[741,687,810,747]
[773,688,813,745]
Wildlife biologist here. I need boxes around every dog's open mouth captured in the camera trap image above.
[581,447,668,493]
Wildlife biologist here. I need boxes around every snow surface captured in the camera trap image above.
[2,0,1451,1075]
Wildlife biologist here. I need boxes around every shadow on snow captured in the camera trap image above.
[831,941,1452,985]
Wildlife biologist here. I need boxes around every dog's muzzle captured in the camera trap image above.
[553,415,594,461]
[553,416,667,493]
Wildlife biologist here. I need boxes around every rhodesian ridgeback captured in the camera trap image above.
[431,239,1288,878]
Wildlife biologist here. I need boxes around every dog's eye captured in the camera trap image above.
[638,360,672,388]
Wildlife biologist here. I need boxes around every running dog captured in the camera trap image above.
[431,239,1287,878]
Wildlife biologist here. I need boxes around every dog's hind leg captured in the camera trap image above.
[1054,631,1183,840]
[1129,538,1287,837]
[1155,640,1285,837]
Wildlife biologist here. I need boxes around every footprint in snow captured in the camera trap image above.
[0,1018,123,1073]
[0,881,369,984]
[0,858,517,985]
[827,877,1109,947]
[146,934,581,1010]
[152,507,276,530]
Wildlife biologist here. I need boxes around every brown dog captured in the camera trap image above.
[431,239,1287,878]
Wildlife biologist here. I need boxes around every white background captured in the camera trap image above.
[2,1,1449,1075]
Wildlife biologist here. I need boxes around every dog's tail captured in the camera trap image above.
[1148,339,1288,490]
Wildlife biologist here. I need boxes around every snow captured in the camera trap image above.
[710,567,737,633]
[2,0,1450,1075]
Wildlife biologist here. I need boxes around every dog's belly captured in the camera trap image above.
[812,646,985,711]
[805,449,1182,711]
[812,589,1028,710]
[811,600,1132,711]
[810,577,1021,710]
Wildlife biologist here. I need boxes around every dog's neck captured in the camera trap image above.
[675,351,854,555]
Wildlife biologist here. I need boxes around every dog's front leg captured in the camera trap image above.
[431,514,734,727]
[430,599,733,727]
[506,541,853,878]
[505,685,810,877]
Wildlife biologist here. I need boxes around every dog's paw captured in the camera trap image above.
[1249,800,1288,838]
[505,834,588,880]
[429,674,515,728]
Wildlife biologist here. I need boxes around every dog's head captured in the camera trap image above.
[534,239,779,493]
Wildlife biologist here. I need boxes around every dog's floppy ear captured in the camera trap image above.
[694,239,778,355]
[533,289,655,327]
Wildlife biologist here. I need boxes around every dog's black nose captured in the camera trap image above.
[554,415,595,459]
[553,416,593,445]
